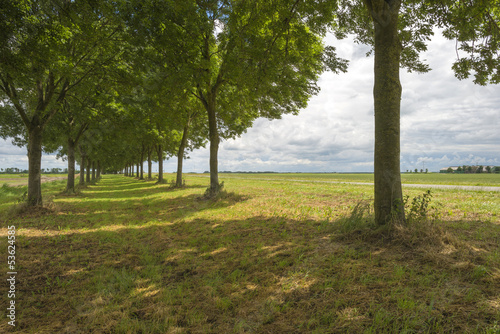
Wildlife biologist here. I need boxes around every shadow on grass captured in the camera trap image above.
[7,212,500,333]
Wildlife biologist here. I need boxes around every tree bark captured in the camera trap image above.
[92,161,96,181]
[147,146,152,180]
[176,120,191,187]
[79,153,85,185]
[27,125,43,206]
[66,138,76,193]
[370,0,405,224]
[97,160,101,179]
[139,145,144,180]
[86,160,91,183]
[156,144,164,183]
[207,94,220,195]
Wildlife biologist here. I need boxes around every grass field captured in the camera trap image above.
[213,172,500,186]
[1,174,499,333]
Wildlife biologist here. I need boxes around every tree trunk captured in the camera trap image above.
[139,145,144,180]
[80,154,85,185]
[86,160,91,183]
[97,160,101,179]
[66,138,76,193]
[92,161,96,181]
[207,95,220,195]
[27,125,43,206]
[147,146,152,180]
[176,120,191,187]
[370,0,405,224]
[157,144,163,183]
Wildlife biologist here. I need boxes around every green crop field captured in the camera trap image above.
[1,174,499,333]
[212,172,500,186]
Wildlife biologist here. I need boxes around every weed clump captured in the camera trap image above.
[202,181,225,199]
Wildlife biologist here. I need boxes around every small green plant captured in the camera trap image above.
[403,190,435,223]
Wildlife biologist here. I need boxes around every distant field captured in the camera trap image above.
[0,174,498,333]
[0,174,68,186]
[197,172,500,186]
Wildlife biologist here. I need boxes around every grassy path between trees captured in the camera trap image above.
[0,174,499,333]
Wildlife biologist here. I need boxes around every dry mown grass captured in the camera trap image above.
[0,174,499,333]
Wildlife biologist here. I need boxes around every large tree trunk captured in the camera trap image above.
[66,138,76,193]
[157,144,164,183]
[176,120,191,187]
[147,146,152,180]
[27,125,43,206]
[207,96,220,196]
[370,0,405,224]
[86,160,91,183]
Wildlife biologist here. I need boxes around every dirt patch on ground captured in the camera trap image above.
[1,175,68,186]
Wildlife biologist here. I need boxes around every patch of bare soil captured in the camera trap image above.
[1,175,68,186]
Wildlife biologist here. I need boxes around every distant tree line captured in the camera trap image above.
[0,167,69,174]
[443,166,500,173]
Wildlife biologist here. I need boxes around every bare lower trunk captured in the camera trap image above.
[140,145,144,180]
[97,160,101,179]
[147,146,152,180]
[80,154,85,185]
[176,121,190,187]
[66,138,76,193]
[207,97,220,195]
[157,144,163,183]
[92,161,96,181]
[371,0,405,224]
[86,160,91,183]
[27,126,43,206]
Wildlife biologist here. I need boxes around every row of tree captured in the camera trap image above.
[445,166,500,173]
[1,0,498,225]
[0,167,68,174]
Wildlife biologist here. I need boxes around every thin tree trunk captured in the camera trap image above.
[86,160,91,183]
[97,160,101,179]
[66,138,76,193]
[370,0,405,224]
[136,162,139,178]
[92,161,96,181]
[27,125,43,206]
[176,120,191,187]
[80,153,85,185]
[157,144,163,183]
[140,145,144,180]
[147,146,152,180]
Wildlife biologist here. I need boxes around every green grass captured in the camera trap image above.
[0,174,499,333]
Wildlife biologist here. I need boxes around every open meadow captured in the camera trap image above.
[1,173,499,333]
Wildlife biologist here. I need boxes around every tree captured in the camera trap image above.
[447,167,453,173]
[124,0,346,196]
[335,0,499,224]
[0,0,121,206]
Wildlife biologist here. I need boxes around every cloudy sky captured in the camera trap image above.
[1,32,498,173]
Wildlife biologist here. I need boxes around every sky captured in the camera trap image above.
[1,32,499,173]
